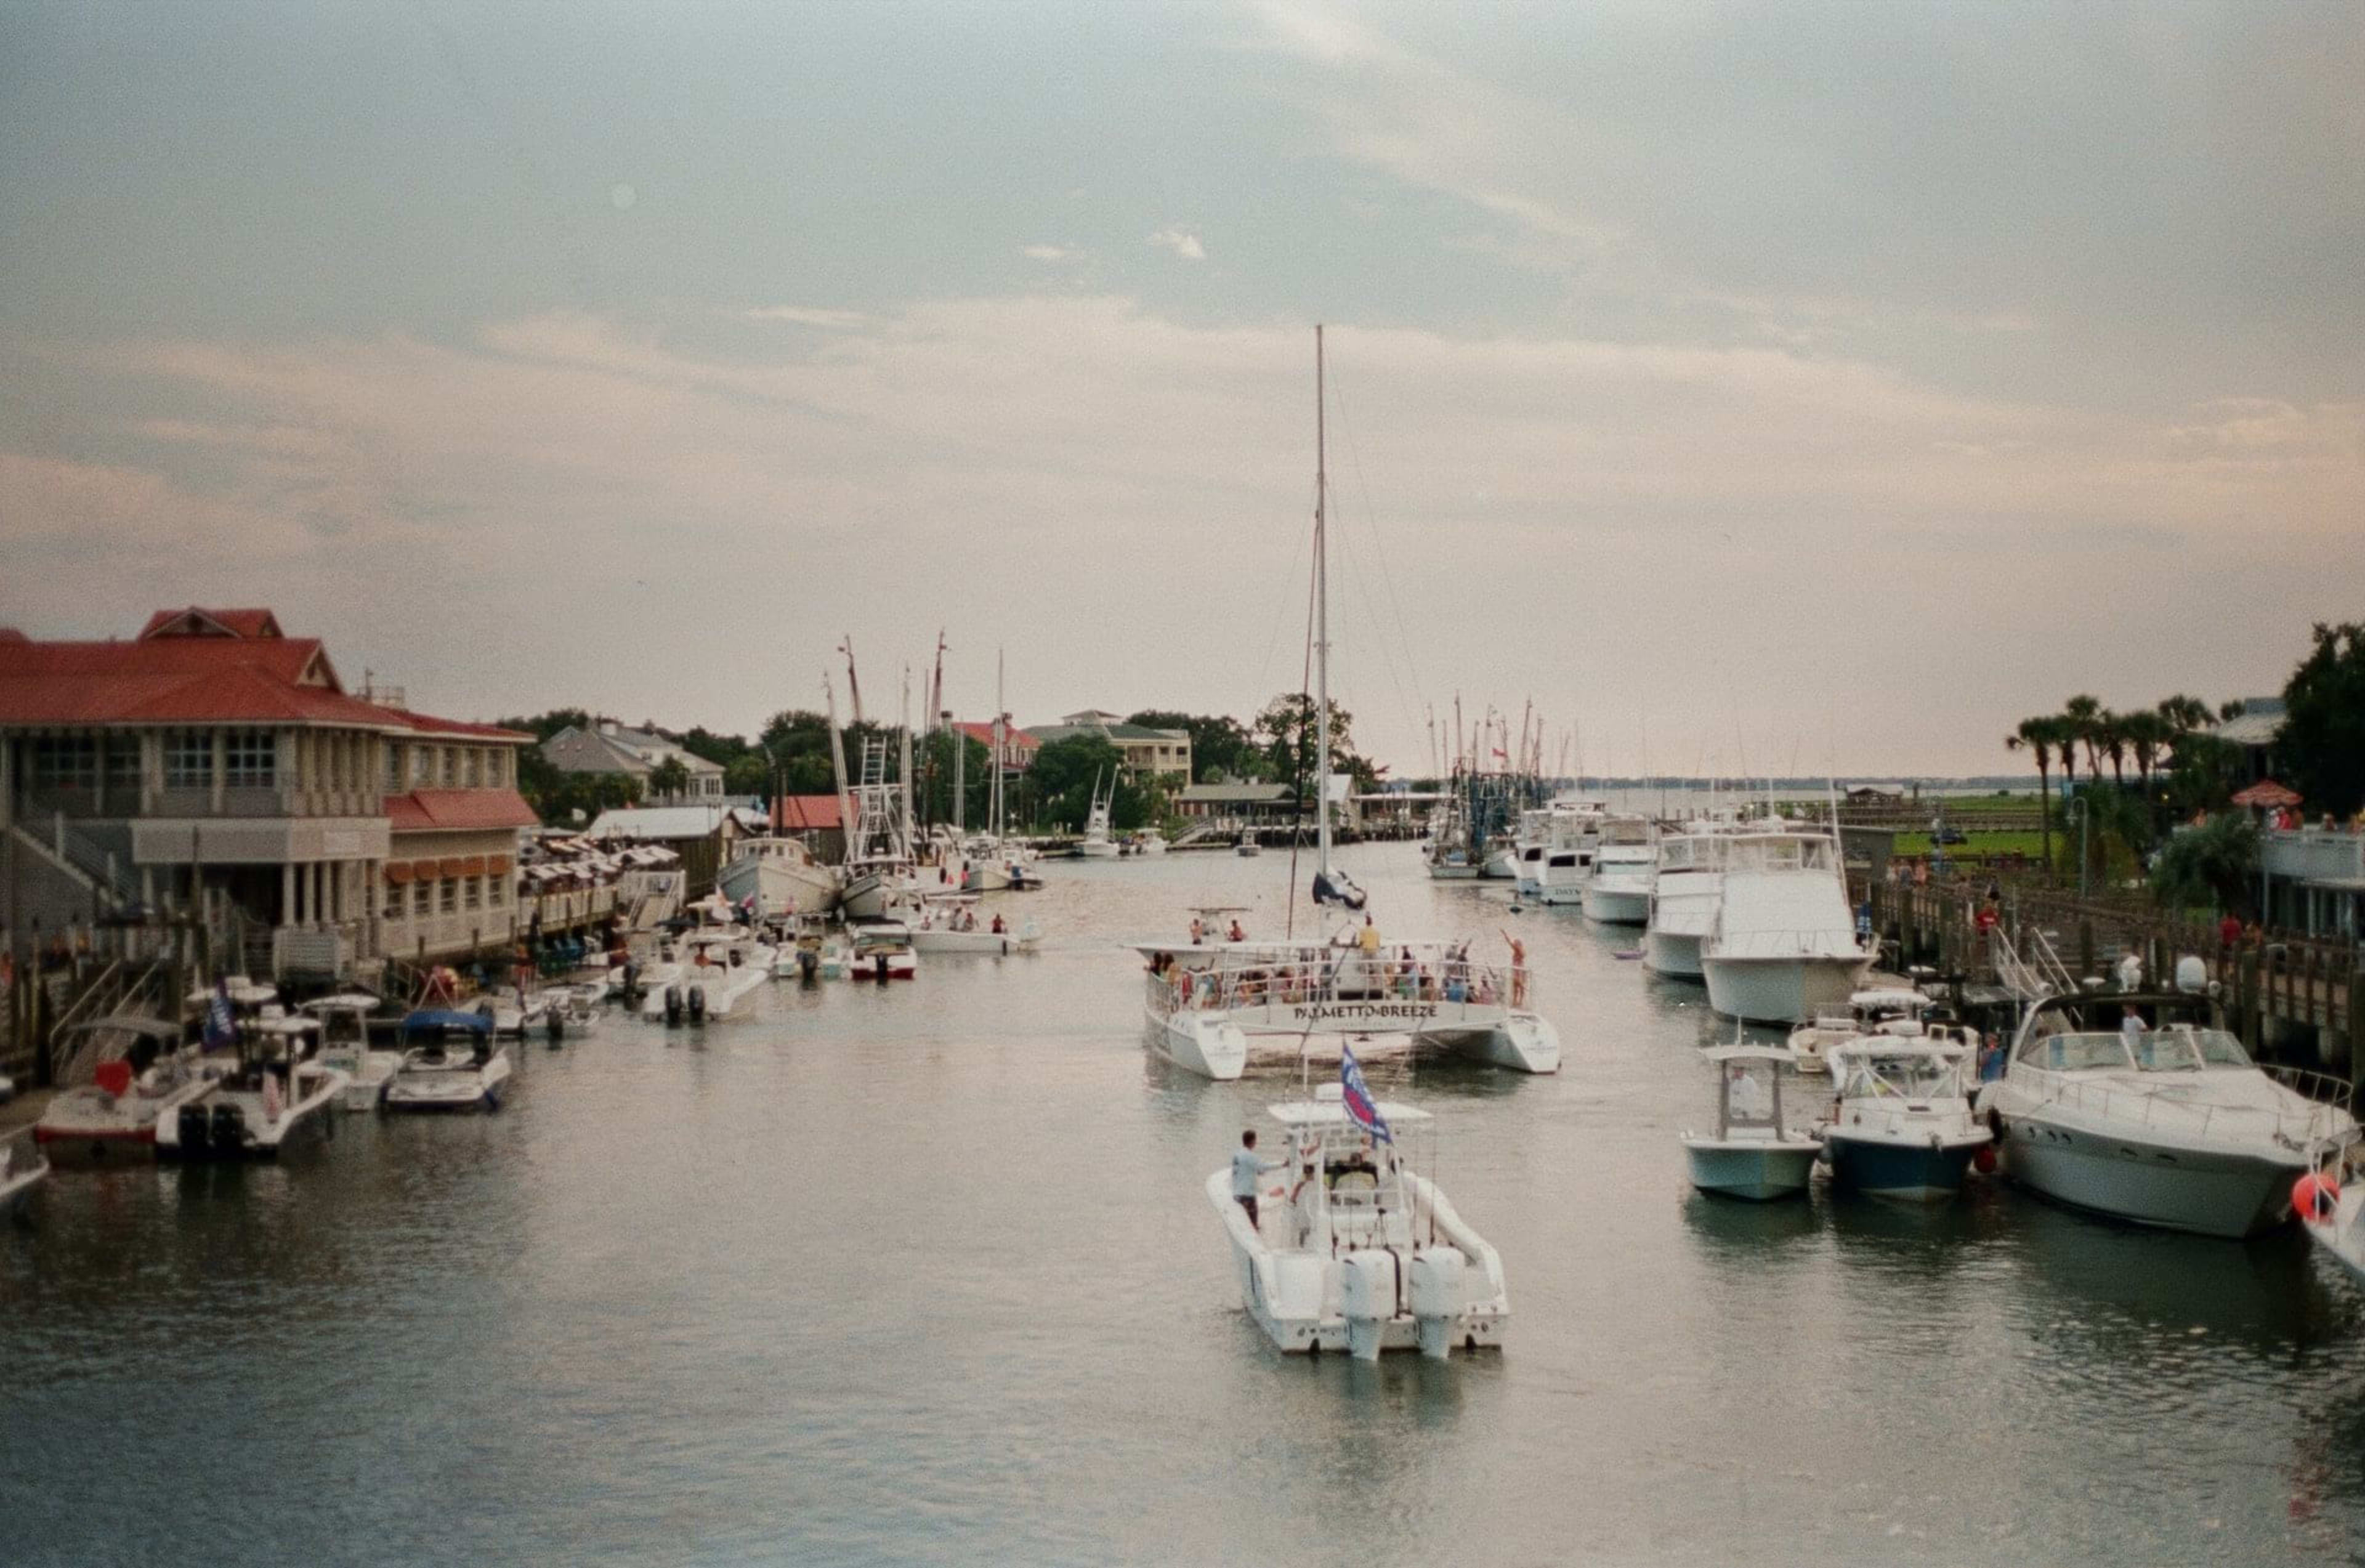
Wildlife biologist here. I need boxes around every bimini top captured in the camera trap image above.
[1827,1039,1968,1068]
[1700,1044,1799,1066]
[400,1009,493,1036]
[300,993,382,1014]
[1851,989,1928,1012]
[59,1012,180,1041]
[1267,1083,1433,1128]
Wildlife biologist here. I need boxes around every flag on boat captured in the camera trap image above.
[1340,1043,1391,1145]
[203,979,235,1051]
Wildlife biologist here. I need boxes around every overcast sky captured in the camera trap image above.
[3,1,2358,777]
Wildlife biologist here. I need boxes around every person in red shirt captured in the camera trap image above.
[2219,913,2243,949]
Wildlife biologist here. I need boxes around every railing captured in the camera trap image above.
[2015,1063,2355,1151]
[46,956,172,1086]
[1149,955,1527,1018]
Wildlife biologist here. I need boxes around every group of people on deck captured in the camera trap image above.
[1152,933,1527,1011]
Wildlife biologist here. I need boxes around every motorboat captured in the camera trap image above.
[471,990,550,1038]
[908,897,1040,956]
[668,930,777,1020]
[716,834,841,919]
[1700,827,1872,1023]
[1235,832,1261,858]
[1581,815,1654,924]
[1535,801,1607,908]
[843,921,918,980]
[1787,988,1975,1077]
[2299,1165,2365,1291]
[1682,1044,1821,1200]
[1511,807,1553,897]
[384,1011,512,1113]
[1076,771,1120,858]
[156,1019,349,1163]
[0,1130,51,1218]
[1642,822,1731,979]
[1131,829,1168,855]
[302,995,404,1110]
[34,1015,209,1167]
[1976,988,2358,1238]
[1210,1078,1507,1359]
[1479,834,1519,881]
[538,984,605,1042]
[1819,1040,1991,1201]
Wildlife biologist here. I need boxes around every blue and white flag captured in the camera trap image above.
[202,978,235,1051]
[1339,1043,1391,1145]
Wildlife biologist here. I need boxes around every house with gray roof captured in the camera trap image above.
[541,720,726,804]
[1024,709,1191,782]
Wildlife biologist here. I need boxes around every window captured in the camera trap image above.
[489,875,506,908]
[104,735,142,796]
[487,751,506,787]
[464,875,481,910]
[165,730,213,790]
[386,744,404,790]
[411,745,432,785]
[439,878,457,914]
[383,883,403,921]
[412,882,432,917]
[27,736,98,790]
[224,730,276,789]
[465,749,482,787]
[442,746,458,787]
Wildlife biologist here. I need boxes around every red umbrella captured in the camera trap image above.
[2231,779,2302,809]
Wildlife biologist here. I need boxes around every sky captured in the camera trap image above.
[2,0,2358,778]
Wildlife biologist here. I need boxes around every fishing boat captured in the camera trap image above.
[674,929,776,1019]
[1819,1040,1990,1200]
[155,1016,349,1163]
[1642,822,1730,979]
[1210,1070,1508,1360]
[301,995,404,1110]
[1682,1044,1821,1200]
[1700,826,1873,1023]
[1075,770,1120,858]
[716,834,841,919]
[1785,988,1971,1076]
[1976,988,2357,1238]
[1534,803,1606,908]
[0,1130,51,1219]
[384,1011,512,1113]
[34,1015,209,1167]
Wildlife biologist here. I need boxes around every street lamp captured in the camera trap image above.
[2064,794,2090,900]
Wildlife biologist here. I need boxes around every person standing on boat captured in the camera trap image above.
[1357,915,1381,956]
[1232,1130,1287,1229]
[1500,930,1528,1008]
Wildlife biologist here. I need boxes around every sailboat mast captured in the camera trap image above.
[824,674,852,857]
[1314,323,1332,879]
[992,649,1006,843]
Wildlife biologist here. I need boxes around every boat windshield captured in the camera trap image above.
[1839,1054,1960,1099]
[2018,1032,2133,1072]
[2131,1026,2255,1072]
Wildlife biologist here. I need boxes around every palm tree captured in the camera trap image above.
[2156,693,2213,735]
[2062,693,2105,785]
[2098,709,2128,789]
[2123,709,2168,793]
[2006,716,2059,870]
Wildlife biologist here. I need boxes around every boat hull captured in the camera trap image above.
[2304,1192,2365,1290]
[1643,928,1704,979]
[1991,1115,2308,1239]
[155,1070,348,1162]
[1824,1133,1984,1201]
[1147,1011,1249,1080]
[1683,1139,1820,1200]
[1583,887,1649,925]
[907,928,1035,956]
[1702,954,1869,1024]
[384,1052,514,1113]
[1426,862,1478,879]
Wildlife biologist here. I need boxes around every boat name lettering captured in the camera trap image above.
[1290,1003,1439,1023]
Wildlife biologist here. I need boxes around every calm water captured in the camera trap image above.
[5,846,2362,1566]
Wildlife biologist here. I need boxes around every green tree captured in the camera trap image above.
[2061,693,2104,788]
[496,708,594,743]
[1027,735,1128,830]
[2005,715,2063,871]
[2279,621,2365,817]
[723,753,770,799]
[648,756,692,801]
[677,726,753,770]
[1253,692,1374,793]
[2150,813,2260,918]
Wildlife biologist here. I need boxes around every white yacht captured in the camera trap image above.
[1075,771,1120,858]
[1976,989,2358,1238]
[1581,816,1654,924]
[1210,1078,1507,1359]
[1819,1040,1990,1201]
[1511,807,1553,897]
[1642,824,1729,979]
[384,1011,513,1113]
[669,929,777,1020]
[1683,1045,1821,1200]
[1700,827,1871,1023]
[1535,803,1607,908]
[716,835,841,919]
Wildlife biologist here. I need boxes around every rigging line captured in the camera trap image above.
[1325,355,1429,719]
[1253,474,1319,709]
[1284,527,1319,942]
[1329,480,1418,762]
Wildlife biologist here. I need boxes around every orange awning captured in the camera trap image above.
[486,852,513,875]
[384,862,414,886]
[459,855,487,878]
[438,856,469,878]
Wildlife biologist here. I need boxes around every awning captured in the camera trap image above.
[2232,779,2302,809]
[384,862,414,886]
[438,856,470,878]
[487,852,513,875]
[459,855,487,878]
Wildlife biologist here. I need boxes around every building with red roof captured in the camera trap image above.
[1,608,536,976]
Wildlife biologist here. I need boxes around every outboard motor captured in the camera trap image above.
[620,961,642,1004]
[211,1102,247,1155]
[177,1104,211,1157]
[797,948,819,985]
[1407,1248,1466,1360]
[874,953,891,985]
[1340,1250,1398,1362]
[687,984,707,1024]
[546,1011,566,1049]
[663,984,684,1027]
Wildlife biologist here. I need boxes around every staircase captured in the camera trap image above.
[9,816,144,913]
[43,955,173,1086]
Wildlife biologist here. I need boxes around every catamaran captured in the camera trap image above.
[1130,325,1559,1081]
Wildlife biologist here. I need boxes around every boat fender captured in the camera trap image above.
[2295,1170,2340,1223]
[1972,1144,1997,1175]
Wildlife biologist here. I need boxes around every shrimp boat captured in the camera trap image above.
[1211,1073,1508,1360]
[1130,326,1556,1081]
[716,834,841,919]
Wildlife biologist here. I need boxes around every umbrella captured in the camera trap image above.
[2231,779,2302,809]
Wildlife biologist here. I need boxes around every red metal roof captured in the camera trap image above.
[774,794,845,831]
[384,789,541,833]
[952,721,1038,751]
[382,708,533,742]
[139,607,284,640]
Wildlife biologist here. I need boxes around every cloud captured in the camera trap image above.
[742,306,871,328]
[1021,244,1078,262]
[1147,228,1207,261]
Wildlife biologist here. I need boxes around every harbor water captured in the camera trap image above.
[4,846,2362,1566]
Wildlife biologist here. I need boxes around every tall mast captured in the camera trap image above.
[992,648,1006,841]
[823,674,852,858]
[1314,323,1332,880]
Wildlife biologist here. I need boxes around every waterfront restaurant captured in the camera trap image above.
[0,607,533,976]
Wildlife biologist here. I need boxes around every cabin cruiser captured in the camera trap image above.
[1976,989,2358,1238]
[1131,927,1558,1080]
[1683,1045,1821,1200]
[716,835,841,919]
[1511,808,1553,897]
[908,897,1040,956]
[155,1016,349,1162]
[1210,1077,1507,1359]
[1582,816,1654,924]
[1820,1040,1990,1200]
[1643,824,1730,979]
[34,1016,209,1166]
[302,995,404,1110]
[0,1130,49,1218]
[384,1011,512,1113]
[1700,828,1871,1023]
[1534,801,1607,907]
[1787,988,1973,1077]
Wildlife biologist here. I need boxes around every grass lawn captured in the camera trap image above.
[1893,830,2050,857]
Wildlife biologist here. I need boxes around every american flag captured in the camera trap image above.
[202,979,235,1051]
[1340,1043,1392,1145]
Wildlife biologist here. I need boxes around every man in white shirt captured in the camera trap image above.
[1231,1130,1287,1228]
